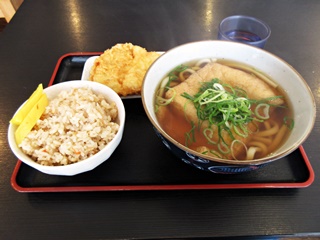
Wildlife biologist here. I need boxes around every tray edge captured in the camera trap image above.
[10,53,315,193]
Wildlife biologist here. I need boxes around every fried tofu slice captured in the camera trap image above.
[164,62,282,159]
[195,62,284,105]
[166,62,283,124]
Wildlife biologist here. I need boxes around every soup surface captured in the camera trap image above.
[155,59,293,160]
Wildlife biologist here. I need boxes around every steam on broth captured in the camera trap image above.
[155,59,294,161]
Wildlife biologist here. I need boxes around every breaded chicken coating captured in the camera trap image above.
[90,43,160,96]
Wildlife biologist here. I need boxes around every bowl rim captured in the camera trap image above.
[8,80,126,175]
[141,40,316,165]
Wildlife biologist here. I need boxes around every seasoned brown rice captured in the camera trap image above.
[19,87,119,166]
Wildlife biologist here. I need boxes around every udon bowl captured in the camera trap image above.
[8,80,126,176]
[141,41,316,174]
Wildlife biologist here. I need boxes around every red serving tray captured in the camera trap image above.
[10,53,315,192]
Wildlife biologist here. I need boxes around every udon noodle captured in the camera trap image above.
[155,59,293,161]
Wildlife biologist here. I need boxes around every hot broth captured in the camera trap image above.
[155,59,293,160]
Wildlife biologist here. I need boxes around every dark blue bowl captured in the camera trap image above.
[154,128,266,174]
[141,41,316,175]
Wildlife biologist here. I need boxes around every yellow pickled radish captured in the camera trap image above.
[10,84,44,125]
[15,93,49,145]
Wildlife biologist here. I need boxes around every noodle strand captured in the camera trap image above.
[248,141,268,156]
[256,122,279,137]
[268,124,288,153]
[251,136,272,145]
[246,147,260,160]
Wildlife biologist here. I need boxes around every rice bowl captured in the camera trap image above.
[8,80,125,176]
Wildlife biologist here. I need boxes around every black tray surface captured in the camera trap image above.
[11,54,313,191]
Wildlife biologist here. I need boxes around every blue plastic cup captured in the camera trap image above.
[218,15,271,48]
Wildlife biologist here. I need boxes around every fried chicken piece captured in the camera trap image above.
[90,43,160,96]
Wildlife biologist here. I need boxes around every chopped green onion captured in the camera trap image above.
[250,96,285,107]
[166,65,189,89]
[185,121,196,147]
[209,150,223,158]
[233,124,249,138]
[154,104,159,113]
[218,141,230,154]
[156,89,176,106]
[255,103,270,120]
[203,128,218,144]
[284,116,294,130]
[182,79,257,142]
[181,78,285,148]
